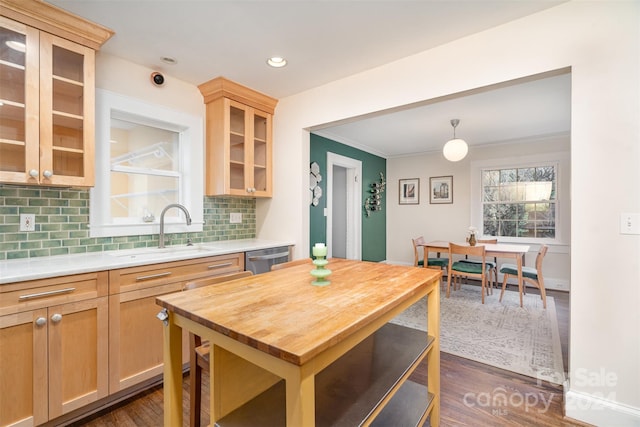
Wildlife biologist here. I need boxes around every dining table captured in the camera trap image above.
[155,258,442,427]
[421,240,530,306]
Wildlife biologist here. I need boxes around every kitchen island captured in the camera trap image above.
[156,258,441,426]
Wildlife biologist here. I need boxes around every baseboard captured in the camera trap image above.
[500,274,570,292]
[564,387,640,427]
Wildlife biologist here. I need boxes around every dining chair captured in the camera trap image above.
[270,257,312,271]
[183,270,254,427]
[459,238,499,290]
[499,244,548,308]
[447,242,493,304]
[412,236,449,270]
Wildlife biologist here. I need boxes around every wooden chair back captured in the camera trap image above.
[450,242,486,260]
[535,244,549,275]
[270,258,312,271]
[448,243,491,303]
[477,238,498,244]
[412,236,426,267]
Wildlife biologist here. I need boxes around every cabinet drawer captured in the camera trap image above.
[0,271,108,316]
[109,253,244,294]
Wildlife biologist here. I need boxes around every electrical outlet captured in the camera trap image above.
[20,214,36,232]
[620,213,640,235]
[230,213,242,224]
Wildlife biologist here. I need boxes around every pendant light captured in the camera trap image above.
[443,119,468,162]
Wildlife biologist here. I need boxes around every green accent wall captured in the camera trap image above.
[310,134,386,261]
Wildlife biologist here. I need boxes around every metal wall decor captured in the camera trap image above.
[309,161,323,206]
[364,172,386,216]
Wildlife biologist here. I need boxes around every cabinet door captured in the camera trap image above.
[0,16,40,185]
[47,296,109,419]
[108,283,184,393]
[227,100,250,196]
[0,309,48,427]
[250,109,272,197]
[38,32,95,187]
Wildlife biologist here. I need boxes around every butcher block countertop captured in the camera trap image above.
[156,258,440,365]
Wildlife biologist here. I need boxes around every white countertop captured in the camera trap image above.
[0,239,294,284]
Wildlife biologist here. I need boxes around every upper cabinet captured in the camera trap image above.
[0,0,113,186]
[198,77,278,197]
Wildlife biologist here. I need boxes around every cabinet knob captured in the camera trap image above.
[50,313,62,323]
[35,317,47,326]
[29,169,39,178]
[43,170,53,179]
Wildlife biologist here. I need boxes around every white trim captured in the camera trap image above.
[470,151,570,246]
[500,274,570,292]
[326,153,362,260]
[90,89,203,238]
[565,389,640,427]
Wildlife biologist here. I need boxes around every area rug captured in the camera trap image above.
[390,284,565,385]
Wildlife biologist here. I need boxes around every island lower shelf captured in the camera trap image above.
[215,322,435,427]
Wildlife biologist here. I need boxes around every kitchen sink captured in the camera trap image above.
[107,245,216,260]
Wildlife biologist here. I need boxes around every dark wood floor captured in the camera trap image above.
[69,287,588,427]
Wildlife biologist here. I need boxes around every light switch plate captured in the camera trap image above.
[230,213,242,224]
[620,213,640,235]
[20,214,36,232]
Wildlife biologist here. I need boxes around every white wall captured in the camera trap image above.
[264,2,640,425]
[95,53,204,118]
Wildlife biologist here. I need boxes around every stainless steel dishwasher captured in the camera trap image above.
[245,246,291,274]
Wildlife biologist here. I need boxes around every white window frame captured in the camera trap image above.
[470,151,569,246]
[90,89,203,238]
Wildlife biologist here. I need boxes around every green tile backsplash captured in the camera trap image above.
[0,184,256,260]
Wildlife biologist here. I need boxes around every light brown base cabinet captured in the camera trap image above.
[108,253,244,393]
[0,272,109,427]
[0,252,243,427]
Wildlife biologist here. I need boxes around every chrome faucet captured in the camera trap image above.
[159,203,192,248]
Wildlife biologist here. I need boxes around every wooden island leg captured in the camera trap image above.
[285,366,316,427]
[428,281,441,427]
[162,313,183,427]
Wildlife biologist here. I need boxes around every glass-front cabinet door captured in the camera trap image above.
[224,99,272,197]
[252,109,272,196]
[0,16,96,186]
[228,101,247,194]
[0,16,39,184]
[39,32,95,186]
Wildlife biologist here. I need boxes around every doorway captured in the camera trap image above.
[326,153,362,260]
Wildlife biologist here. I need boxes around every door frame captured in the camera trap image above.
[326,152,362,260]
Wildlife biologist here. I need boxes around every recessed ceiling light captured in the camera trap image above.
[267,57,287,68]
[161,56,177,65]
[6,40,26,53]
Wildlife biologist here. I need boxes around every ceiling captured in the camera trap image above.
[47,0,571,158]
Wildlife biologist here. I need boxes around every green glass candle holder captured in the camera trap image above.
[311,244,331,286]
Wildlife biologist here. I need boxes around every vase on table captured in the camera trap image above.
[311,243,331,286]
[469,233,477,246]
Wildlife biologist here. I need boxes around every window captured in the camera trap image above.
[481,165,556,238]
[90,90,203,238]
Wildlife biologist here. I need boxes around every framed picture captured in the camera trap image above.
[430,176,453,204]
[399,178,420,205]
